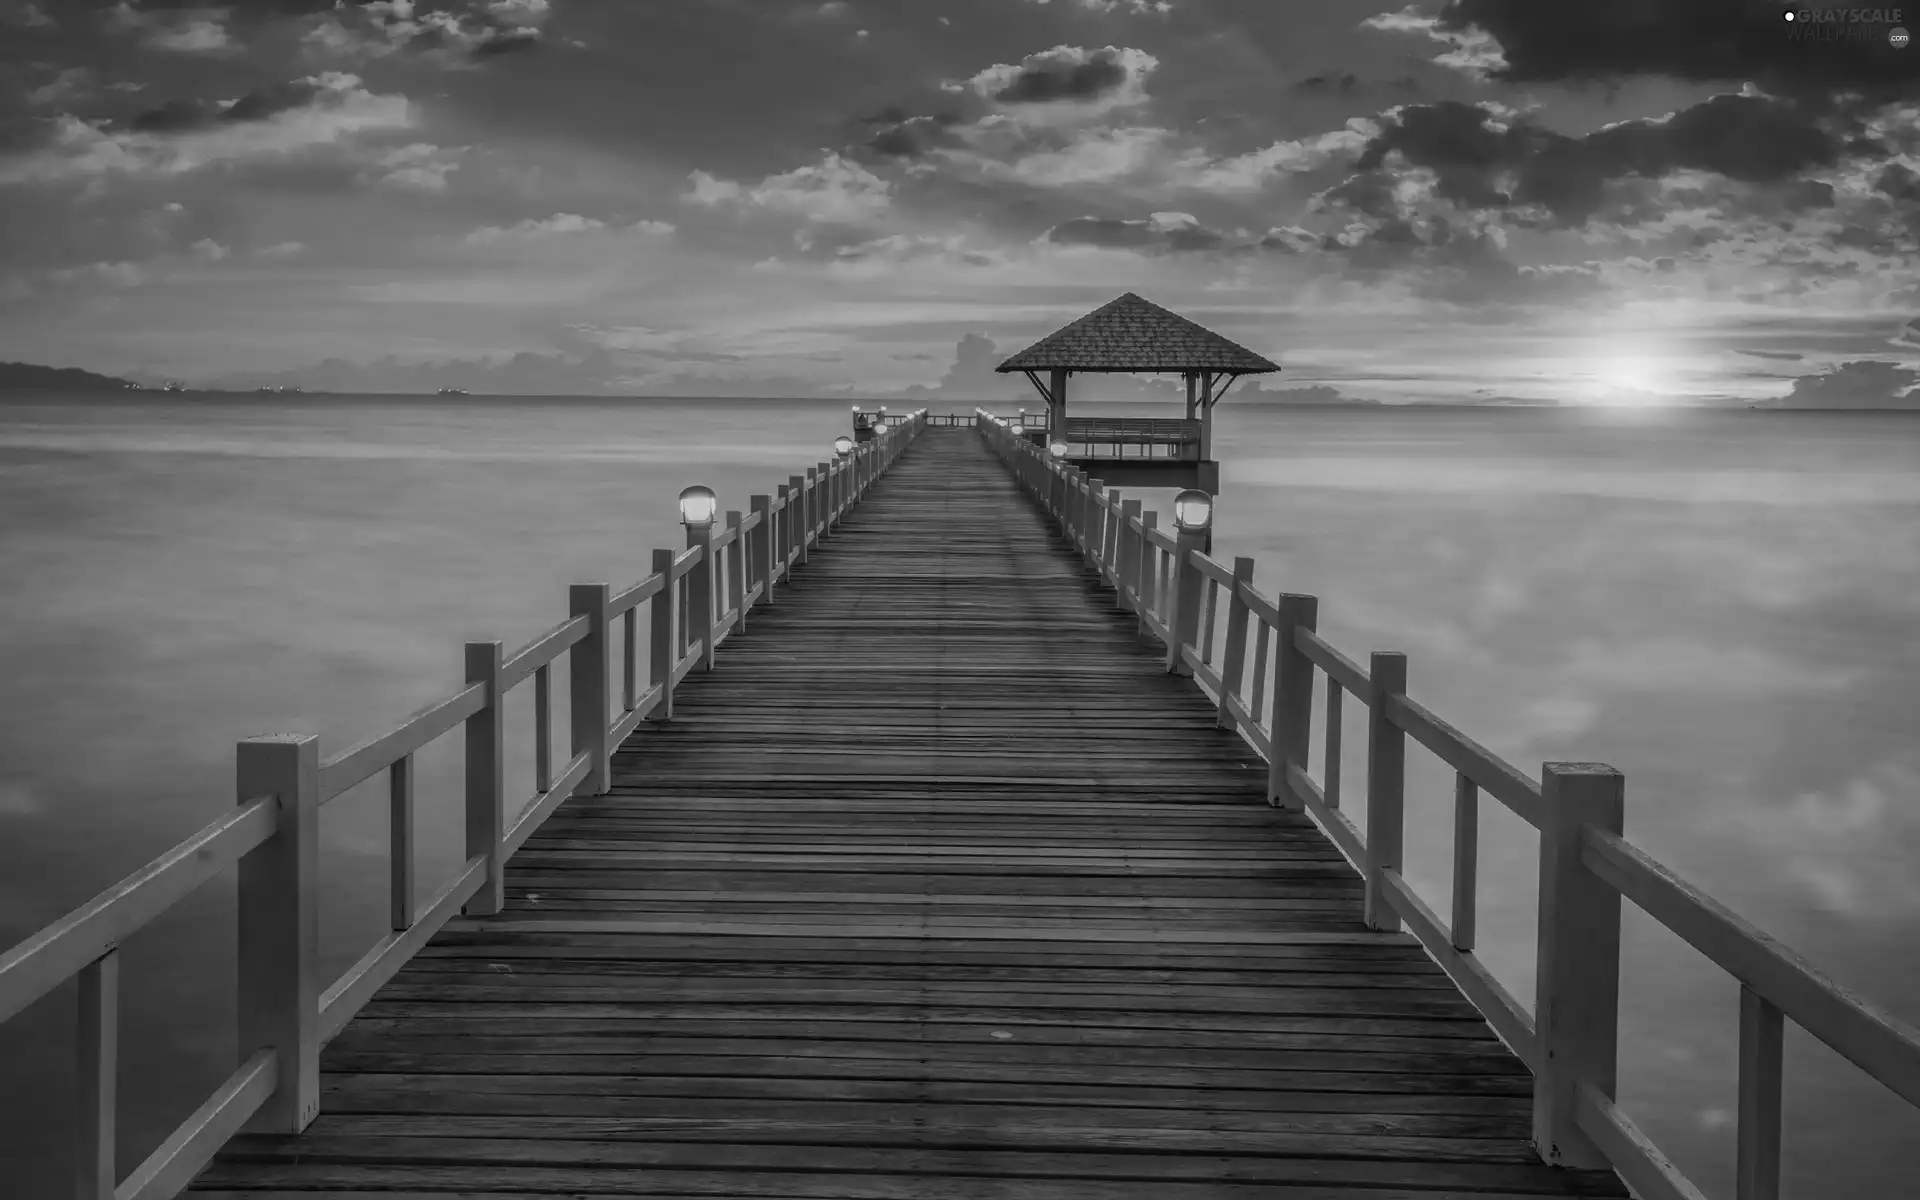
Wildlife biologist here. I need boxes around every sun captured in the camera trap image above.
[1582,342,1678,406]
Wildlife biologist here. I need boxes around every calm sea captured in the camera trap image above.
[0,394,1915,1197]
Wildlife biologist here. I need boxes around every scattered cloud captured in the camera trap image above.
[300,0,552,66]
[463,212,606,243]
[1360,4,1508,79]
[1045,210,1224,253]
[956,45,1159,115]
[106,3,239,55]
[0,73,414,184]
[369,141,463,191]
[684,152,891,225]
[1,3,54,29]
[1023,0,1174,14]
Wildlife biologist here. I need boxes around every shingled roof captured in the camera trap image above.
[995,292,1279,374]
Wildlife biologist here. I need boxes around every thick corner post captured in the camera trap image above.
[568,583,612,796]
[1533,762,1625,1168]
[1268,594,1317,807]
[235,733,320,1134]
[1364,652,1408,931]
[462,640,506,916]
[1166,527,1208,675]
[647,546,676,720]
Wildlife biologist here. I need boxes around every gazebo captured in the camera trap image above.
[995,292,1279,492]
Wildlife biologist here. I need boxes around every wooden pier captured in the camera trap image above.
[4,415,1918,1199]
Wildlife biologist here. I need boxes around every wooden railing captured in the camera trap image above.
[0,412,929,1200]
[977,411,1920,1200]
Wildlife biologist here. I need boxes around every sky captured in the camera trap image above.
[0,0,1917,404]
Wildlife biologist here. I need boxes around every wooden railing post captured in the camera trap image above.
[235,733,320,1134]
[1533,762,1624,1168]
[1135,512,1159,634]
[1216,557,1255,728]
[749,495,772,605]
[462,641,506,916]
[1084,478,1106,568]
[1101,489,1122,572]
[789,476,808,567]
[647,547,676,720]
[686,524,715,671]
[1166,527,1208,675]
[725,510,746,632]
[1116,499,1142,611]
[1268,594,1317,808]
[568,583,611,796]
[1364,651,1407,931]
[76,948,118,1199]
[773,485,791,584]
[806,466,821,545]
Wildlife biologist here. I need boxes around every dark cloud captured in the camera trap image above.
[470,27,542,57]
[854,109,964,160]
[1306,213,1607,306]
[1343,94,1850,227]
[1045,214,1226,253]
[1439,0,1920,95]
[992,49,1130,104]
[1738,348,1806,360]
[1877,162,1920,203]
[1773,359,1920,407]
[1294,72,1359,93]
[125,79,323,133]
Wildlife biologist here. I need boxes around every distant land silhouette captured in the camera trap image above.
[0,362,140,392]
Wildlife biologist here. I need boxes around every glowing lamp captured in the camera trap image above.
[1172,489,1213,533]
[678,484,718,529]
[833,435,854,457]
[1049,440,1069,459]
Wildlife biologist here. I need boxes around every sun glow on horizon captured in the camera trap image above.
[1578,335,1688,406]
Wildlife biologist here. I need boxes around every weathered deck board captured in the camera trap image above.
[193,428,1626,1198]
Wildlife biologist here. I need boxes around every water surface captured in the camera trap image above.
[1,396,1915,1197]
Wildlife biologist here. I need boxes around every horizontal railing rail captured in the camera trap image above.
[0,411,929,1200]
[975,409,1920,1200]
[1064,416,1201,443]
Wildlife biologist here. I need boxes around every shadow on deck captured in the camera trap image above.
[192,429,1627,1198]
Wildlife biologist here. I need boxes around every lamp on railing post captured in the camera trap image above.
[1166,489,1213,676]
[679,485,717,671]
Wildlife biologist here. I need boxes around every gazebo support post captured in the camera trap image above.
[1050,368,1068,440]
[1199,370,1213,461]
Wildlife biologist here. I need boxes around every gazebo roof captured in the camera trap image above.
[995,292,1279,375]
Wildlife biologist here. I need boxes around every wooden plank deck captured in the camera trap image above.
[191,428,1628,1198]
